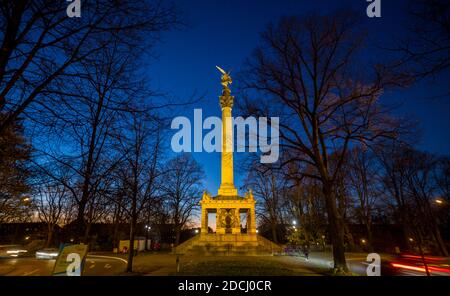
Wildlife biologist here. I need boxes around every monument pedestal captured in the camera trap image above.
[174,191,282,256]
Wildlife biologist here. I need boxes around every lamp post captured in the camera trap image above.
[144,225,151,251]
[434,198,446,206]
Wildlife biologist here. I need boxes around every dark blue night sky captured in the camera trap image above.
[146,0,450,195]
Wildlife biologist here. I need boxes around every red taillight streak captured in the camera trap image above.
[401,254,444,261]
[391,263,450,274]
[391,263,426,272]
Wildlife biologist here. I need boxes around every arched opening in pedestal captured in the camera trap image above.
[207,210,217,233]
[240,210,248,233]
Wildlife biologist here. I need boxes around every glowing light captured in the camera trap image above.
[36,252,58,257]
[391,262,450,274]
[435,199,444,204]
[194,229,199,234]
[402,254,445,261]
[391,263,426,273]
[409,237,414,242]
[7,249,27,254]
[292,220,297,225]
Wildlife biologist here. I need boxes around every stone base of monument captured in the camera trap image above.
[174,234,282,256]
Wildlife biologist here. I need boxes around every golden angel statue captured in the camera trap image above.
[216,66,232,89]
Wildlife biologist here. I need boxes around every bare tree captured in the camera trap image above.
[434,157,450,240]
[32,27,171,241]
[0,115,31,223]
[244,163,286,243]
[436,157,450,201]
[35,181,68,247]
[377,140,449,256]
[347,147,380,251]
[0,0,179,134]
[377,141,416,250]
[114,110,163,272]
[239,13,403,272]
[161,154,204,246]
[404,150,448,256]
[393,0,450,84]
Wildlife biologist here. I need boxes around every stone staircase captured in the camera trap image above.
[174,234,201,254]
[257,235,283,254]
[174,234,282,256]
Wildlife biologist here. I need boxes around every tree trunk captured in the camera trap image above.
[127,215,137,272]
[343,222,355,252]
[112,218,120,250]
[0,0,27,88]
[431,223,449,256]
[323,183,348,273]
[45,224,54,248]
[271,221,278,243]
[83,222,91,245]
[365,221,374,252]
[75,202,86,243]
[175,225,181,246]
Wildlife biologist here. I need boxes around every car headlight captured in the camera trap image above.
[6,249,28,254]
[36,252,58,257]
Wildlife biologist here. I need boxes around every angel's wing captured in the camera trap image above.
[216,65,227,75]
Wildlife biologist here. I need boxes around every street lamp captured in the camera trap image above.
[360,238,366,244]
[194,229,199,234]
[435,198,444,205]
[292,220,297,226]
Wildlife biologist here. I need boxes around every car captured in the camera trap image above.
[382,253,450,276]
[0,245,29,258]
[35,248,60,259]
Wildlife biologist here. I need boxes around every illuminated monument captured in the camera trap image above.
[175,67,280,255]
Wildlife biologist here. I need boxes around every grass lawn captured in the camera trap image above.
[172,256,326,276]
[174,259,294,276]
[94,252,351,276]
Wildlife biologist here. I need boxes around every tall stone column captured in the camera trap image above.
[216,209,225,234]
[217,73,237,197]
[201,208,208,234]
[232,208,241,234]
[249,207,257,234]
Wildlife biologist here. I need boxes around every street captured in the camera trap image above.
[0,255,127,276]
[293,252,393,275]
[1,252,448,276]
